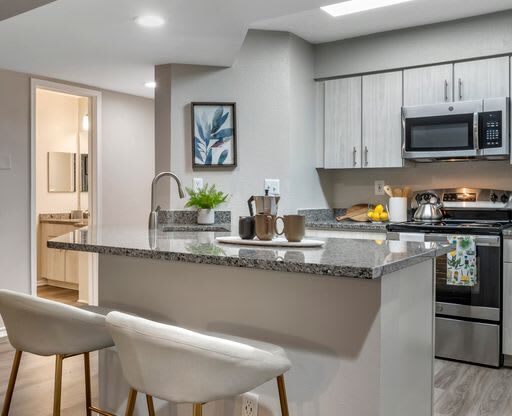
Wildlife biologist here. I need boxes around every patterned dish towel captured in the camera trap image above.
[447,236,477,286]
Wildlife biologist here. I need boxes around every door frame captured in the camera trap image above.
[30,79,102,305]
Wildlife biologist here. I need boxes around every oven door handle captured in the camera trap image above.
[422,233,500,247]
[473,112,480,151]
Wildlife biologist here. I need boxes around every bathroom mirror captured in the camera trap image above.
[48,152,76,192]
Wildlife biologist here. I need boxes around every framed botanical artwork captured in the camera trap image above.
[191,102,237,169]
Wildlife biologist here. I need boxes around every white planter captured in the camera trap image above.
[197,209,215,225]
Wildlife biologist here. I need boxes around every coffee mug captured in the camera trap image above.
[255,214,275,241]
[239,216,256,240]
[275,215,305,242]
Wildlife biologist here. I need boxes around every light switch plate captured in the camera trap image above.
[193,178,204,191]
[0,154,12,170]
[264,179,280,196]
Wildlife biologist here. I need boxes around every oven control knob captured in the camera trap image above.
[502,194,509,204]
[491,193,498,203]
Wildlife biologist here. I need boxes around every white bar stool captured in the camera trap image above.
[0,290,155,416]
[106,311,292,416]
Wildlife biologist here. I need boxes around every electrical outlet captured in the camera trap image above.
[193,178,204,191]
[241,393,258,416]
[375,180,385,196]
[264,179,280,196]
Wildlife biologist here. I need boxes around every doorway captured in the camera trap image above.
[30,79,102,306]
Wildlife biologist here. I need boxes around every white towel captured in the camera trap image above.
[447,236,477,287]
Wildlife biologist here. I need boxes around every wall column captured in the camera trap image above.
[154,64,172,209]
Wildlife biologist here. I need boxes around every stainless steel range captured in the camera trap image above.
[388,188,512,367]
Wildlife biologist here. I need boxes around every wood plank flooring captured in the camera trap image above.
[37,285,80,306]
[434,359,512,416]
[0,332,511,416]
[0,340,98,415]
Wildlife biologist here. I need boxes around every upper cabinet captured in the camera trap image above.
[454,57,510,101]
[362,71,403,168]
[404,64,453,106]
[324,77,362,169]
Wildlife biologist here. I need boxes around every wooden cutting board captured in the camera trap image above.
[336,204,369,222]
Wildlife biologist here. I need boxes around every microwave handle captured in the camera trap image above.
[473,112,480,151]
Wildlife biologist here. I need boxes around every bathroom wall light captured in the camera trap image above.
[144,81,157,89]
[82,114,89,131]
[134,15,165,28]
[321,0,415,17]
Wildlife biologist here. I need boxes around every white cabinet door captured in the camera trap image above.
[324,77,362,168]
[362,71,403,168]
[503,262,512,355]
[404,64,453,106]
[454,57,510,101]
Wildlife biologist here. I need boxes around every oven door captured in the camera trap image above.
[429,234,501,322]
[402,100,482,160]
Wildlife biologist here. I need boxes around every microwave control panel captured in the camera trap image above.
[480,111,502,148]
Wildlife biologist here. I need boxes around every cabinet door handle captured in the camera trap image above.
[353,147,357,167]
[364,146,368,166]
[458,78,463,100]
[444,80,449,102]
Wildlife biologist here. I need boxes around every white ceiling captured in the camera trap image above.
[251,0,512,44]
[0,0,511,98]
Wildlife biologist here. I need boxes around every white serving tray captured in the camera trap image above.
[216,236,325,248]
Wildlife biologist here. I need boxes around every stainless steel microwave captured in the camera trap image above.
[402,97,510,161]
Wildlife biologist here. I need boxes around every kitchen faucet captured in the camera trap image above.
[148,172,186,230]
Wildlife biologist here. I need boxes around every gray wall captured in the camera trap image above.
[167,30,329,225]
[315,10,512,79]
[314,11,512,208]
[319,161,512,208]
[0,68,154,309]
[0,69,31,297]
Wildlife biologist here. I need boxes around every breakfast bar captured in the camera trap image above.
[49,227,451,416]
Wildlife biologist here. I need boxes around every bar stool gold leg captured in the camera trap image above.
[125,388,138,416]
[84,352,92,416]
[193,403,203,416]
[146,395,156,416]
[276,375,290,416]
[1,350,23,416]
[53,355,64,416]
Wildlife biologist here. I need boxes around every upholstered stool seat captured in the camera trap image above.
[0,290,154,416]
[106,311,292,416]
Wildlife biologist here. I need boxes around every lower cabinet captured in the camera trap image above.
[39,222,88,288]
[503,257,512,355]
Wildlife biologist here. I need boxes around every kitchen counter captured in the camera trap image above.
[51,225,442,416]
[306,220,388,232]
[162,223,230,232]
[48,226,450,279]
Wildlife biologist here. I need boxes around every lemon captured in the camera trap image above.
[367,210,374,218]
[380,212,389,222]
[371,212,381,222]
[375,204,384,214]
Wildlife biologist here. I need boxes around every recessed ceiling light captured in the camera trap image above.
[321,0,415,17]
[144,81,157,89]
[134,15,165,28]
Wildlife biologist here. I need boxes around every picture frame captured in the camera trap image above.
[191,102,237,169]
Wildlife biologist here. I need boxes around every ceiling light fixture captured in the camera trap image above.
[321,0,415,17]
[144,81,157,89]
[134,15,165,28]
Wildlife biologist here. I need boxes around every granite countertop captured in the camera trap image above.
[162,223,231,232]
[48,226,452,279]
[298,208,388,232]
[306,220,388,232]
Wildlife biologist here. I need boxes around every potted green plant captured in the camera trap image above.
[185,184,229,224]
